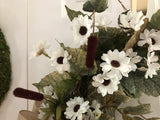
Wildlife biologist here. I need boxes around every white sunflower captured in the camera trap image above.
[43,85,58,99]
[138,29,160,52]
[145,52,160,79]
[126,48,142,72]
[64,97,90,120]
[30,40,49,59]
[119,10,146,31]
[50,47,71,74]
[92,73,119,96]
[72,15,98,47]
[100,49,131,78]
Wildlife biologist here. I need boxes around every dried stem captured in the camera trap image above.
[92,10,96,35]
[118,0,127,11]
[43,52,51,59]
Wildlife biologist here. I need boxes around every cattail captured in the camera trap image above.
[13,88,44,101]
[86,35,98,68]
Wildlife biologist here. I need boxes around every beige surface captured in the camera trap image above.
[0,0,160,120]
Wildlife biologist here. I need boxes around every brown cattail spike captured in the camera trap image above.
[13,88,44,101]
[86,36,98,68]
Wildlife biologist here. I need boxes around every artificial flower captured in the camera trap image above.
[100,49,131,78]
[119,10,146,31]
[126,48,142,71]
[64,96,90,120]
[145,52,160,79]
[50,47,71,73]
[72,15,98,47]
[92,73,119,96]
[138,29,160,52]
[43,85,58,99]
[90,100,102,118]
[30,40,49,59]
[95,15,112,28]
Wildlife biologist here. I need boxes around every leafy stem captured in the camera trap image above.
[43,52,51,59]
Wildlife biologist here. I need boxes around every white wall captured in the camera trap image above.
[0,0,160,120]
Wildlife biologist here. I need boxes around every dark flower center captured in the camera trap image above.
[151,38,156,45]
[111,60,120,68]
[74,104,80,112]
[79,26,87,35]
[57,57,64,64]
[102,79,111,86]
[90,107,95,111]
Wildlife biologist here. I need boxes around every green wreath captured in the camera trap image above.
[0,28,11,105]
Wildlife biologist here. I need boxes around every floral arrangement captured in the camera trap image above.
[0,29,11,105]
[14,0,160,120]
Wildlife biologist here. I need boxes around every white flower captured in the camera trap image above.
[100,49,131,78]
[65,97,90,120]
[72,15,98,47]
[126,48,142,71]
[51,47,71,73]
[92,74,119,96]
[138,29,160,52]
[95,15,112,28]
[30,40,49,59]
[145,52,160,79]
[43,85,58,99]
[119,10,146,31]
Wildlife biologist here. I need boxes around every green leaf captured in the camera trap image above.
[83,0,108,13]
[106,91,130,108]
[65,5,85,21]
[122,115,134,120]
[150,9,160,30]
[96,27,134,61]
[56,105,62,120]
[121,104,151,115]
[60,43,97,76]
[33,71,71,92]
[119,71,160,98]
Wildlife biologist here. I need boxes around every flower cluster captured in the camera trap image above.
[23,2,160,120]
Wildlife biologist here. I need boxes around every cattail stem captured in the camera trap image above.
[13,88,44,101]
[118,0,127,11]
[86,36,98,69]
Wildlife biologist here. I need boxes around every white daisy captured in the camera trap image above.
[50,47,71,73]
[95,15,112,28]
[138,29,160,52]
[119,10,146,31]
[64,97,90,120]
[30,40,49,59]
[100,49,131,78]
[145,52,160,79]
[72,15,98,47]
[126,48,142,72]
[43,85,58,99]
[92,74,119,96]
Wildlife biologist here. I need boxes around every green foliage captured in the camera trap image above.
[96,27,134,61]
[83,0,108,13]
[119,71,160,98]
[150,9,160,30]
[56,105,62,120]
[65,6,85,21]
[60,43,97,76]
[33,71,80,102]
[121,104,151,115]
[0,29,11,105]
